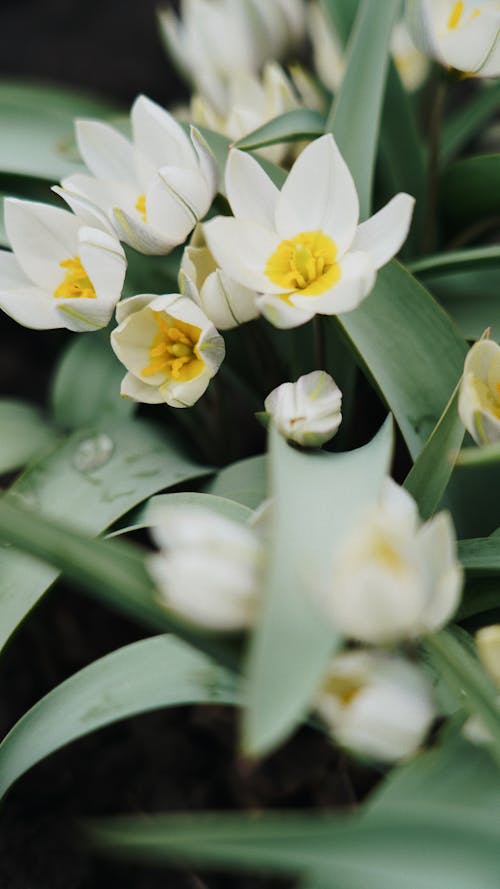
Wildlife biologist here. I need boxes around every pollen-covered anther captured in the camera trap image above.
[141,311,204,382]
[265,230,342,297]
[53,256,96,300]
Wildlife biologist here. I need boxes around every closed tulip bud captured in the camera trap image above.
[264,371,342,447]
[458,338,500,445]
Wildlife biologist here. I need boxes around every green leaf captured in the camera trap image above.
[0,400,59,475]
[459,537,500,575]
[243,417,393,757]
[0,634,236,801]
[320,0,360,45]
[234,110,325,151]
[0,417,209,653]
[196,126,286,195]
[50,332,134,430]
[208,455,267,509]
[404,383,464,520]
[410,246,500,278]
[336,261,467,459]
[456,441,500,467]
[108,492,253,537]
[327,0,399,217]
[425,631,500,768]
[0,81,120,180]
[423,267,500,341]
[441,81,500,166]
[441,154,500,230]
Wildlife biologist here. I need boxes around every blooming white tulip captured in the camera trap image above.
[320,480,462,645]
[54,95,217,256]
[264,371,342,447]
[148,505,262,630]
[316,650,436,762]
[309,3,429,93]
[0,199,126,332]
[191,62,301,164]
[159,0,305,115]
[204,135,415,329]
[180,226,258,330]
[110,292,225,408]
[458,338,500,445]
[406,1,500,77]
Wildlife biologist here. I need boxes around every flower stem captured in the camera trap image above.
[313,315,326,370]
[424,72,447,254]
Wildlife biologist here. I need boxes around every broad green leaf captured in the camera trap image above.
[444,457,500,538]
[404,383,464,520]
[320,0,360,45]
[50,332,134,430]
[456,441,500,467]
[108,492,253,537]
[410,246,500,278]
[197,126,286,195]
[0,417,209,653]
[441,81,500,166]
[234,110,325,151]
[208,455,267,509]
[441,154,500,229]
[459,537,500,575]
[243,417,393,757]
[336,261,467,459]
[327,0,399,217]
[0,400,59,475]
[425,631,500,768]
[0,81,119,180]
[0,498,240,670]
[0,635,236,801]
[424,267,500,340]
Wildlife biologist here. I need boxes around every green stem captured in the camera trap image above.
[424,73,448,254]
[313,316,326,370]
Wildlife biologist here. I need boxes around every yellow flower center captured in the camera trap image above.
[135,194,147,222]
[141,311,204,382]
[323,675,363,707]
[53,257,96,300]
[265,230,341,298]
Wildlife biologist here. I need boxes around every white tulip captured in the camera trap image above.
[264,371,342,447]
[159,0,305,115]
[316,650,436,762]
[110,292,225,408]
[54,95,217,256]
[148,505,262,630]
[204,135,415,329]
[405,0,500,77]
[463,626,500,745]
[179,225,258,330]
[0,199,125,332]
[458,338,500,445]
[320,480,462,644]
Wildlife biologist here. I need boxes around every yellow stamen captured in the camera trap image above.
[448,1,464,28]
[323,675,362,706]
[265,230,341,299]
[141,311,204,382]
[54,257,96,300]
[136,194,147,222]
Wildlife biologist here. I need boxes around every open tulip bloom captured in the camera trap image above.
[204,134,415,329]
[55,95,217,256]
[0,199,126,332]
[459,338,500,445]
[406,0,500,77]
[111,292,225,408]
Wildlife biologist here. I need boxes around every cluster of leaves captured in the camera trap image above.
[2,1,500,887]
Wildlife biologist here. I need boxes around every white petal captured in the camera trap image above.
[290,251,376,316]
[275,134,359,255]
[115,292,157,324]
[5,199,80,289]
[156,163,212,221]
[417,512,462,632]
[201,270,259,329]
[120,371,165,404]
[76,119,138,184]
[257,292,314,329]
[351,194,415,270]
[159,367,212,408]
[0,250,63,329]
[226,149,280,228]
[79,226,126,304]
[190,126,218,198]
[52,184,116,235]
[204,216,283,293]
[111,207,177,255]
[59,173,138,219]
[131,94,196,170]
[54,299,115,333]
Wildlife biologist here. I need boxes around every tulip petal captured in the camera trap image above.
[275,134,359,255]
[225,149,280,228]
[190,126,218,198]
[120,371,165,404]
[204,216,283,293]
[5,199,80,290]
[76,120,138,184]
[257,292,314,329]
[111,207,177,255]
[351,193,415,270]
[0,250,63,329]
[131,95,196,171]
[156,164,211,222]
[289,251,376,316]
[159,369,211,408]
[78,226,126,305]
[417,511,462,632]
[52,184,116,235]
[115,292,157,324]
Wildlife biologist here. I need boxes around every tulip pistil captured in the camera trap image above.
[54,257,96,300]
[265,230,341,297]
[142,311,204,382]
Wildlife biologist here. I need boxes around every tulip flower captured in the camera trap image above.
[0,199,126,332]
[148,505,263,630]
[316,650,436,762]
[405,0,500,77]
[110,292,225,408]
[264,371,342,447]
[204,135,415,329]
[458,338,500,445]
[55,95,217,256]
[320,480,462,645]
[463,625,500,745]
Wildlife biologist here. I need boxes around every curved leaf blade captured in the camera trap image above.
[234,109,325,151]
[0,400,59,475]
